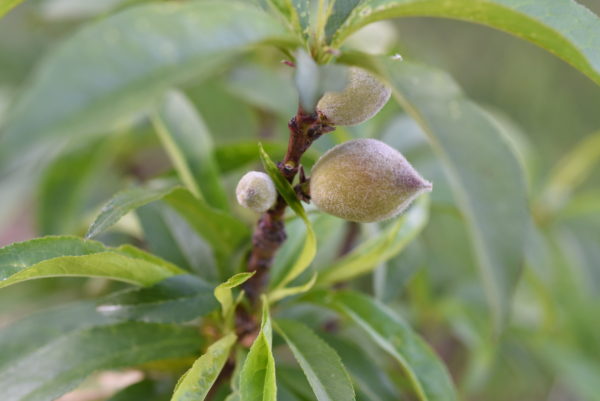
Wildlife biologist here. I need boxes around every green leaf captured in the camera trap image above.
[324,291,458,401]
[214,272,255,322]
[171,333,237,401]
[226,65,297,116]
[87,184,250,278]
[275,320,356,401]
[0,1,293,165]
[323,0,362,40]
[350,56,528,329]
[539,130,600,217]
[0,0,23,19]
[240,299,277,401]
[258,143,317,290]
[97,274,219,323]
[0,276,213,371]
[318,194,429,285]
[215,141,318,174]
[87,180,178,239]
[0,322,202,401]
[277,366,316,401]
[269,272,317,303]
[137,202,218,279]
[152,90,229,210]
[223,348,247,401]
[38,138,109,235]
[0,301,115,370]
[294,49,348,112]
[0,236,184,289]
[263,0,302,36]
[321,334,401,401]
[327,0,600,86]
[164,188,251,278]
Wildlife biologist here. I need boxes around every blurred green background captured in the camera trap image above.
[1,1,599,401]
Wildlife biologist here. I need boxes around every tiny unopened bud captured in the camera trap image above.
[309,139,431,223]
[317,67,391,126]
[236,171,277,213]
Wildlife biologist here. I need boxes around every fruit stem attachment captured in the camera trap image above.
[242,107,333,304]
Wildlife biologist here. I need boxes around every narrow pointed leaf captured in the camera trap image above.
[540,130,600,216]
[0,277,213,372]
[86,180,178,239]
[322,291,457,401]
[87,184,249,277]
[214,141,318,174]
[345,55,528,328]
[0,1,293,165]
[164,188,251,278]
[321,334,401,401]
[38,138,109,235]
[0,236,184,289]
[327,0,600,86]
[152,90,229,210]
[258,143,317,290]
[0,322,202,401]
[171,333,237,401]
[275,320,355,401]
[318,195,429,285]
[136,202,218,279]
[0,301,116,371]
[97,274,218,323]
[269,272,317,303]
[264,0,302,35]
[214,272,255,320]
[240,300,277,401]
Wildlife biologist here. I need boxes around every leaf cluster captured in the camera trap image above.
[0,1,599,401]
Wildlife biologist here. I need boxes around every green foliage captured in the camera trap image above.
[87,183,250,278]
[316,291,458,401]
[0,236,184,289]
[172,333,237,401]
[97,274,218,324]
[152,91,229,210]
[0,1,293,164]
[214,272,254,328]
[275,320,356,401]
[259,144,317,292]
[1,0,599,400]
[240,300,277,401]
[341,54,529,329]
[324,0,600,86]
[0,322,202,401]
[318,194,429,285]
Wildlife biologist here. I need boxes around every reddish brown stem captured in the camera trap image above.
[242,108,333,304]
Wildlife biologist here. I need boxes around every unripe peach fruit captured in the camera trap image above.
[317,67,391,126]
[236,171,277,213]
[309,139,431,222]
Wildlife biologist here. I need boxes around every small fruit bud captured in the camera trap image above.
[309,138,432,223]
[236,171,277,213]
[317,67,392,126]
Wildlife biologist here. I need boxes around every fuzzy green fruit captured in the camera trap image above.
[309,139,431,223]
[236,171,277,213]
[317,67,392,126]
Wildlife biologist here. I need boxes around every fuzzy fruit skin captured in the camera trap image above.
[310,139,432,223]
[317,67,392,126]
[236,171,277,213]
